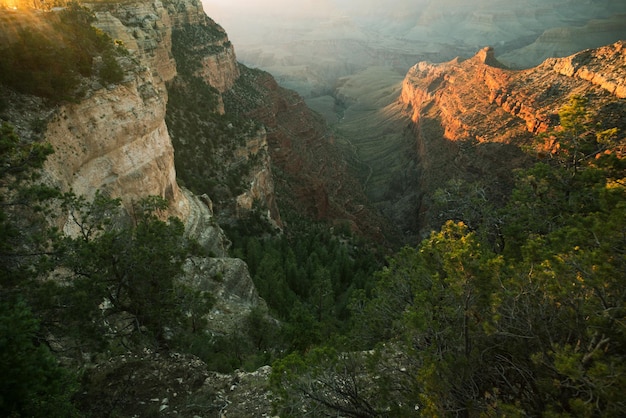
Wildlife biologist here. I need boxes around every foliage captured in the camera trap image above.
[229,211,383,353]
[272,347,397,418]
[0,299,79,418]
[272,95,626,417]
[53,193,208,348]
[0,122,57,288]
[99,51,125,85]
[433,177,505,251]
[0,3,124,101]
[0,121,216,411]
[0,123,78,416]
[167,26,263,202]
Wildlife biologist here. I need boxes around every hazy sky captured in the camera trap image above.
[201,0,429,44]
[201,0,626,50]
[203,0,338,18]
[202,0,428,20]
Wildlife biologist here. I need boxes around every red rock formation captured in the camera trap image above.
[398,42,626,236]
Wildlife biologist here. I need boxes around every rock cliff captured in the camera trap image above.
[0,0,268,332]
[38,1,178,219]
[163,12,282,228]
[90,0,177,84]
[42,0,261,231]
[399,42,626,236]
[43,62,186,218]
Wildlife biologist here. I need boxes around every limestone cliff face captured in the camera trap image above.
[234,127,281,225]
[401,43,626,144]
[44,0,268,233]
[399,43,626,236]
[35,0,265,315]
[197,38,239,94]
[90,0,176,84]
[44,63,188,219]
[43,0,187,220]
[164,0,207,26]
[546,41,626,99]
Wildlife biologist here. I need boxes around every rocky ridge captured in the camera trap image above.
[398,42,626,236]
[75,350,274,417]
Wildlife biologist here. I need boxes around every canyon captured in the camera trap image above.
[207,0,626,242]
[207,0,626,99]
[1,0,625,415]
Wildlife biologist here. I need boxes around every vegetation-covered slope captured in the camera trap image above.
[272,95,626,417]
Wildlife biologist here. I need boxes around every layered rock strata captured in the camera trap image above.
[399,42,626,236]
[44,64,187,218]
[34,0,267,322]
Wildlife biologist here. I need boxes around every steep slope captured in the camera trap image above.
[224,65,394,242]
[0,0,268,345]
[400,42,626,237]
[163,14,282,228]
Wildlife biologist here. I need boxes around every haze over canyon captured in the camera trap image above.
[203,0,626,241]
[1,0,625,416]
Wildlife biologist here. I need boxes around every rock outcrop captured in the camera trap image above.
[399,42,626,236]
[75,350,274,417]
[31,0,266,326]
[53,0,252,227]
[39,0,184,221]
[196,39,239,94]
[90,0,177,84]
[164,12,282,228]
[44,63,187,218]
[547,41,626,99]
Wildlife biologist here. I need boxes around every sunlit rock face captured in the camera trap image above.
[44,65,187,218]
[39,0,264,318]
[545,41,626,99]
[40,0,187,222]
[401,42,626,143]
[42,0,243,226]
[398,42,626,237]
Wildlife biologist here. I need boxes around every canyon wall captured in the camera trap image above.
[226,66,392,241]
[43,0,181,219]
[40,0,277,233]
[34,0,269,325]
[399,42,626,236]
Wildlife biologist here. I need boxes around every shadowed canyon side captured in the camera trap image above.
[224,65,394,242]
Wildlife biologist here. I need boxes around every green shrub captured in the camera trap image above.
[99,52,124,85]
